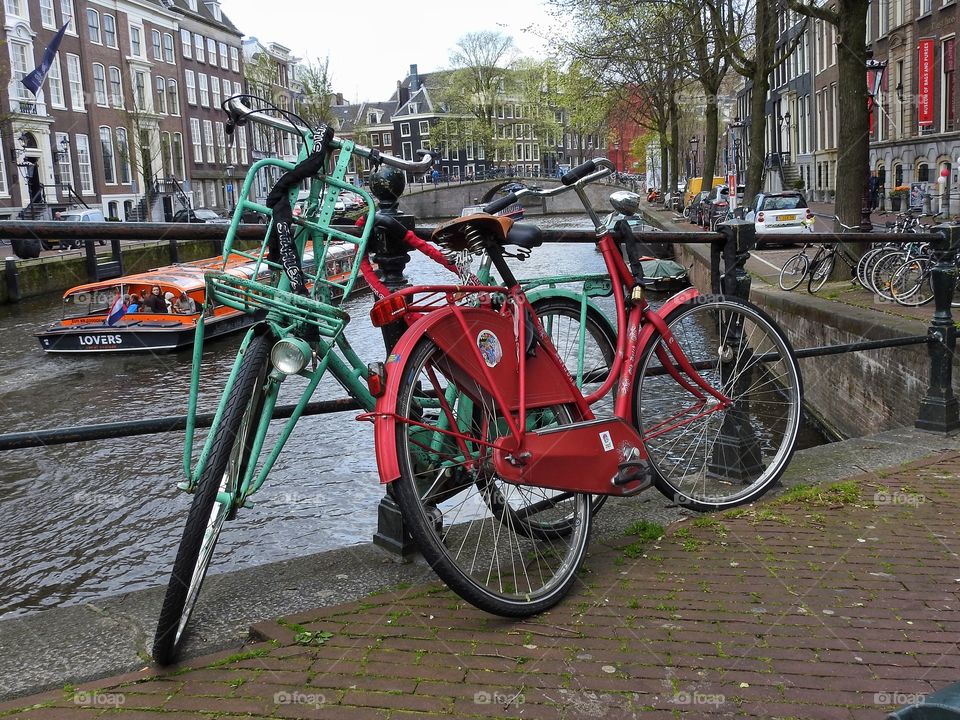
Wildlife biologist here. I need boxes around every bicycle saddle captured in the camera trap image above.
[430,214,543,252]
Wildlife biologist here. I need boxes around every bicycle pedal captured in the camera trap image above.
[612,459,653,497]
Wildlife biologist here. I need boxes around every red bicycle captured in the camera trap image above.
[363,159,802,616]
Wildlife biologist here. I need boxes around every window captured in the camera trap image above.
[87,9,100,43]
[194,33,204,62]
[180,29,191,59]
[211,76,221,109]
[155,76,166,113]
[879,0,888,35]
[115,128,130,184]
[75,134,93,193]
[215,122,226,163]
[130,25,142,57]
[8,42,30,100]
[134,70,147,110]
[230,47,239,72]
[185,70,196,104]
[400,122,411,137]
[198,73,209,106]
[103,14,116,47]
[920,0,931,14]
[218,42,228,69]
[207,38,216,66]
[230,131,237,164]
[191,118,202,162]
[160,132,171,177]
[163,33,174,63]
[203,119,214,163]
[60,0,74,32]
[167,79,179,115]
[99,127,116,184]
[93,64,107,106]
[151,30,161,60]
[382,131,392,147]
[419,120,430,135]
[108,66,122,107]
[187,0,196,9]
[918,162,930,181]
[48,56,65,108]
[172,133,184,177]
[55,132,72,190]
[39,0,55,28]
[401,141,413,160]
[239,125,248,164]
[66,54,83,110]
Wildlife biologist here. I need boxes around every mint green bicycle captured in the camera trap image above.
[152,96,618,665]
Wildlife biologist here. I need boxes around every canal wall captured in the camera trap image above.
[2,239,252,303]
[655,222,946,439]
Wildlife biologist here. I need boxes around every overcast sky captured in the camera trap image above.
[221,0,560,104]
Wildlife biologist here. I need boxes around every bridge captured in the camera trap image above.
[399,177,635,219]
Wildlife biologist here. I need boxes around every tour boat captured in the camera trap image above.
[35,243,363,354]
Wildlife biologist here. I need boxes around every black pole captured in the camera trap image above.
[84,239,97,282]
[366,163,417,561]
[4,258,21,302]
[916,223,960,433]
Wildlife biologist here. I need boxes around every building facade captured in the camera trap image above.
[0,0,247,221]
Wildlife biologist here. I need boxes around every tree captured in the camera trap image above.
[787,0,870,232]
[294,57,336,129]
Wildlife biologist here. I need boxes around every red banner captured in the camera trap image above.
[919,38,935,126]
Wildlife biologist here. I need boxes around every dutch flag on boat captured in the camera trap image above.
[106,295,126,326]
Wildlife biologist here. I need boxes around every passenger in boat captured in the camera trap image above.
[142,286,167,314]
[126,293,140,313]
[173,291,197,314]
[164,292,176,313]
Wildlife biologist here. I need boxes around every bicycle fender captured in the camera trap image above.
[630,286,701,376]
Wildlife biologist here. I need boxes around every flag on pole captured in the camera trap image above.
[21,22,69,96]
[106,293,127,326]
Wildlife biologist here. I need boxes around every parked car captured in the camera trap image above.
[172,208,229,224]
[51,208,106,249]
[700,186,730,229]
[744,191,814,238]
[685,191,711,225]
[683,175,727,208]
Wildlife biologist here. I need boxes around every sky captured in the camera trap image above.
[221,0,561,104]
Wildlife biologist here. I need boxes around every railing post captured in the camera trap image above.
[916,223,960,433]
[169,236,181,264]
[708,218,763,480]
[4,257,21,302]
[716,218,755,301]
[84,239,97,281]
[110,236,123,277]
[367,164,417,561]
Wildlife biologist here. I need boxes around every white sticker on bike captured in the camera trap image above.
[600,431,614,452]
[476,329,503,368]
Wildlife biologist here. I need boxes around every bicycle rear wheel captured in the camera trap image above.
[890,258,934,306]
[391,335,591,617]
[807,253,835,293]
[871,251,907,301]
[153,332,271,665]
[633,296,802,511]
[778,252,810,291]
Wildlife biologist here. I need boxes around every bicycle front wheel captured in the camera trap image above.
[392,335,592,617]
[807,253,835,293]
[778,253,810,291]
[153,332,271,665]
[633,296,802,511]
[890,258,934,306]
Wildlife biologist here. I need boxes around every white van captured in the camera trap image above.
[52,208,107,249]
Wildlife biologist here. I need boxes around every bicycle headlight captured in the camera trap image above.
[271,337,312,375]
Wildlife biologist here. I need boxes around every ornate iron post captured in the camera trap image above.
[366,164,417,559]
[916,224,960,433]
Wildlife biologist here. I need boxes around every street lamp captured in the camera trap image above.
[225,164,236,212]
[689,135,699,177]
[863,57,888,231]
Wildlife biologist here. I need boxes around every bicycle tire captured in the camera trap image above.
[807,253,835,293]
[856,246,886,289]
[778,252,810,291]
[392,335,592,617]
[532,295,617,517]
[633,296,802,511]
[890,257,934,306]
[153,332,271,665]
[871,251,907,301]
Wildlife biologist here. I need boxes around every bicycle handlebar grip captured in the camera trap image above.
[561,160,597,186]
[483,193,518,215]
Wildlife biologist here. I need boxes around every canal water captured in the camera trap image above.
[0,229,829,619]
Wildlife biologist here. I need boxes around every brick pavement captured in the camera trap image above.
[3,451,960,719]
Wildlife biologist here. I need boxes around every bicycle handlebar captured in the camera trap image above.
[223,95,435,173]
[481,158,616,214]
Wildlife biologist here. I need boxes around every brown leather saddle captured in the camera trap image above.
[430,214,543,253]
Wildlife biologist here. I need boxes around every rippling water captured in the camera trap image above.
[0,221,826,618]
